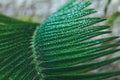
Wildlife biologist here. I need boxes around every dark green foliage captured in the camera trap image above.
[0,14,40,80]
[0,0,120,80]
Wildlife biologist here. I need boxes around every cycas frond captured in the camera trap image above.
[0,0,120,80]
[0,15,40,80]
[33,0,120,80]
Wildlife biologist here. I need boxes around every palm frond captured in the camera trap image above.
[0,15,40,80]
[33,0,120,80]
[0,0,120,80]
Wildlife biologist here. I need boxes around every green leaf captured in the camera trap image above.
[0,15,40,80]
[0,0,120,80]
[43,71,120,80]
[33,0,120,80]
